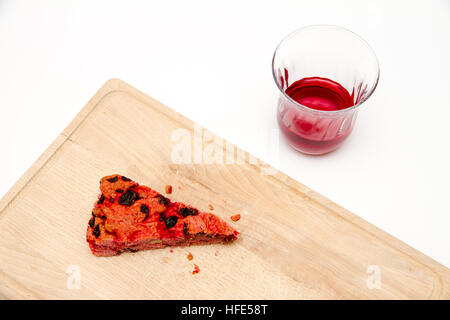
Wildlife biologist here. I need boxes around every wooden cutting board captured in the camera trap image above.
[0,79,449,300]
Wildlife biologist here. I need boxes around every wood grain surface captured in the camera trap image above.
[0,79,449,299]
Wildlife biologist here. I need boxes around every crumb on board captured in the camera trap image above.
[214,250,219,256]
[230,214,241,222]
[170,249,174,253]
[187,252,193,260]
[208,204,214,210]
[192,264,200,274]
[165,185,172,194]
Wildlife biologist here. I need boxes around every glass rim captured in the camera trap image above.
[271,24,380,115]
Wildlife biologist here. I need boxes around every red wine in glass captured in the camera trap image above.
[273,26,380,155]
[277,76,356,155]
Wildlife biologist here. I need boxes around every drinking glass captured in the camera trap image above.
[272,25,380,155]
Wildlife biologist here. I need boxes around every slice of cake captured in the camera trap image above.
[86,175,239,256]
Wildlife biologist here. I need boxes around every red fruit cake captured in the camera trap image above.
[86,175,239,256]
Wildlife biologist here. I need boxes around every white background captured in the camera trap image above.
[1,0,449,267]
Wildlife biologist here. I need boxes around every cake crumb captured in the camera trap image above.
[230,214,241,222]
[170,249,174,253]
[165,185,172,194]
[192,264,200,274]
[214,250,219,256]
[187,252,193,260]
[208,204,214,210]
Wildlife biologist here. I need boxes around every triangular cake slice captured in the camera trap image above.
[86,175,239,256]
